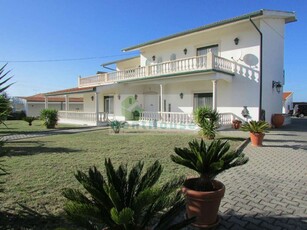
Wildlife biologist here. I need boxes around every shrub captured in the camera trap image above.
[63,158,194,229]
[8,110,27,120]
[23,116,36,126]
[132,110,140,120]
[40,109,58,129]
[194,107,219,139]
[241,120,270,133]
[109,120,126,133]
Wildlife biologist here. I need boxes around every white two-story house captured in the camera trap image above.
[45,9,296,128]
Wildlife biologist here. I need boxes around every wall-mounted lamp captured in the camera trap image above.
[234,37,239,45]
[272,81,282,93]
[91,96,94,101]
[117,94,121,100]
[134,94,138,100]
[183,48,187,55]
[180,92,184,99]
[152,55,156,61]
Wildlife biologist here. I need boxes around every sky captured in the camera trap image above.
[1,0,306,101]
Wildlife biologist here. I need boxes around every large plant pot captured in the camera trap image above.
[272,114,284,128]
[250,132,265,147]
[182,178,225,228]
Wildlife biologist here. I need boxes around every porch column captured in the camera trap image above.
[65,95,69,111]
[212,80,218,110]
[95,92,100,125]
[65,95,69,118]
[160,84,163,112]
[44,96,48,109]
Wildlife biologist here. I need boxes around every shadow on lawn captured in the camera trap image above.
[2,140,81,156]
[0,204,75,230]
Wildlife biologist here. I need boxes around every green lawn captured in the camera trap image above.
[0,120,85,137]
[0,121,244,229]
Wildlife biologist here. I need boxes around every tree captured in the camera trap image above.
[0,63,13,193]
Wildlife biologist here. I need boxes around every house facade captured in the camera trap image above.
[45,10,296,128]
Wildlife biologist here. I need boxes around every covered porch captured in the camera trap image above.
[44,86,115,126]
[44,71,238,129]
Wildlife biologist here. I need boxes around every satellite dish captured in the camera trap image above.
[243,54,258,66]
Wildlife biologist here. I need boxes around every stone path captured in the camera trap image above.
[188,118,307,229]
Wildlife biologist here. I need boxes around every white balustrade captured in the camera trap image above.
[79,54,235,87]
[58,111,109,122]
[140,111,233,127]
[214,56,234,73]
[219,113,234,126]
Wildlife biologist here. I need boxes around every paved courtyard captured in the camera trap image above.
[214,118,307,229]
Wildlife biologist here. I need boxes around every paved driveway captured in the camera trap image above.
[216,118,307,229]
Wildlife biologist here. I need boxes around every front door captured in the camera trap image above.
[104,96,114,114]
[144,94,158,112]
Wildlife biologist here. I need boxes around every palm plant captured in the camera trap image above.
[23,116,36,126]
[241,120,270,133]
[63,159,194,230]
[171,139,248,191]
[0,64,13,94]
[194,107,219,139]
[109,120,126,133]
[0,64,13,194]
[40,109,58,128]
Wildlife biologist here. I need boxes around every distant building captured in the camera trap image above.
[282,92,293,114]
[12,94,83,117]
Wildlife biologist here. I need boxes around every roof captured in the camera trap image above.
[22,94,83,103]
[122,9,296,52]
[44,86,96,96]
[101,56,139,67]
[283,92,293,100]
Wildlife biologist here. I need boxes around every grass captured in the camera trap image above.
[0,120,86,136]
[0,121,244,229]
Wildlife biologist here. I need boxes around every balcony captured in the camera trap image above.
[79,53,235,87]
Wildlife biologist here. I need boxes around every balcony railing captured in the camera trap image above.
[79,53,235,87]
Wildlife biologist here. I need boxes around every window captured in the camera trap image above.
[194,93,213,109]
[196,45,218,68]
[197,45,218,56]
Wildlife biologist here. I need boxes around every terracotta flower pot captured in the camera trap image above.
[272,114,284,128]
[250,132,265,147]
[182,178,225,228]
[232,120,242,129]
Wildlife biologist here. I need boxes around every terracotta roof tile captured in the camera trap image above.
[283,92,292,100]
[22,93,83,103]
[45,86,95,96]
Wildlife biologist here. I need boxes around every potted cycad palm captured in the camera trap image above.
[194,107,219,139]
[63,158,195,230]
[171,139,248,228]
[241,120,270,146]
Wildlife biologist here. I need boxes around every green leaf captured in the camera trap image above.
[110,207,134,225]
